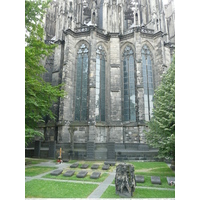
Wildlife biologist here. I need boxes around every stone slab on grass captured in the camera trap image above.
[151,176,161,185]
[167,177,175,185]
[135,175,145,183]
[63,170,75,177]
[81,164,89,169]
[76,171,88,178]
[104,161,116,166]
[90,172,101,179]
[91,164,99,169]
[70,163,79,168]
[50,169,63,176]
[102,164,110,170]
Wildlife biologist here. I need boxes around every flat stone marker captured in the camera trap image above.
[90,172,101,179]
[70,163,79,168]
[91,164,99,169]
[135,175,145,183]
[151,176,161,185]
[167,177,175,185]
[50,169,63,176]
[104,161,116,166]
[76,171,88,178]
[102,164,110,170]
[63,170,75,177]
[80,164,89,169]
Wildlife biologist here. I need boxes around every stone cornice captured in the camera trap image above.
[63,28,90,37]
[63,27,163,42]
[54,39,65,45]
[110,64,120,68]
[164,41,175,49]
[119,32,134,41]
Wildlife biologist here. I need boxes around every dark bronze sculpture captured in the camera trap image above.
[115,163,136,197]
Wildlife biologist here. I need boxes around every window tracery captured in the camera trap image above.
[142,45,154,121]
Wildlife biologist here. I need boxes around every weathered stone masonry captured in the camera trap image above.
[26,0,175,160]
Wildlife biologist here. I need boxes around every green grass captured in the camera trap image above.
[129,161,175,176]
[25,166,56,177]
[43,171,109,182]
[68,160,79,163]
[25,158,50,165]
[101,185,175,198]
[25,179,98,198]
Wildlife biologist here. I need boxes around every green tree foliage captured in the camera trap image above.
[25,0,65,146]
[145,55,175,160]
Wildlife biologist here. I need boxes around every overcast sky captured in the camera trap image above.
[163,0,169,5]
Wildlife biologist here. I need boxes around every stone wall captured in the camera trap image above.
[40,0,174,146]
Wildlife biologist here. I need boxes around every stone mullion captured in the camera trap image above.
[135,42,145,123]
[88,30,97,142]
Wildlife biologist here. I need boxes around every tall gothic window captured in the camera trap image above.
[95,45,106,121]
[142,45,154,121]
[123,46,136,122]
[75,44,89,121]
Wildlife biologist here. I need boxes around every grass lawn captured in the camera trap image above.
[25,166,56,177]
[25,158,50,165]
[129,161,175,176]
[43,170,109,182]
[101,185,175,198]
[25,179,98,198]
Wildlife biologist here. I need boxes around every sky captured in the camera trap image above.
[163,0,169,5]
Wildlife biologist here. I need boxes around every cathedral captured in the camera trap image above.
[30,0,175,160]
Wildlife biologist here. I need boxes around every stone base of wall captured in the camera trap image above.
[26,141,158,161]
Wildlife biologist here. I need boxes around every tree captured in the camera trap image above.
[145,55,175,160]
[25,0,65,146]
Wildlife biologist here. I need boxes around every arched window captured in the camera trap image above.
[142,45,154,121]
[123,46,136,122]
[95,45,106,121]
[75,44,89,121]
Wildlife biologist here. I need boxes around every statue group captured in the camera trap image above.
[115,163,136,197]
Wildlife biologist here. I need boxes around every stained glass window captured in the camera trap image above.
[75,44,89,121]
[95,45,106,121]
[142,45,154,121]
[123,46,136,122]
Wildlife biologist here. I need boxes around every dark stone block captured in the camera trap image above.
[135,175,145,183]
[167,177,175,185]
[104,161,116,166]
[63,170,75,177]
[138,144,149,151]
[48,141,56,159]
[90,172,101,179]
[34,141,41,158]
[76,171,88,178]
[151,176,161,184]
[91,164,99,169]
[63,159,69,162]
[102,165,110,170]
[50,169,63,176]
[70,163,79,168]
[81,164,89,169]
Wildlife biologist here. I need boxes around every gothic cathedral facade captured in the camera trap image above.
[41,0,175,160]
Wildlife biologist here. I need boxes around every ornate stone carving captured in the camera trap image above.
[115,163,136,197]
